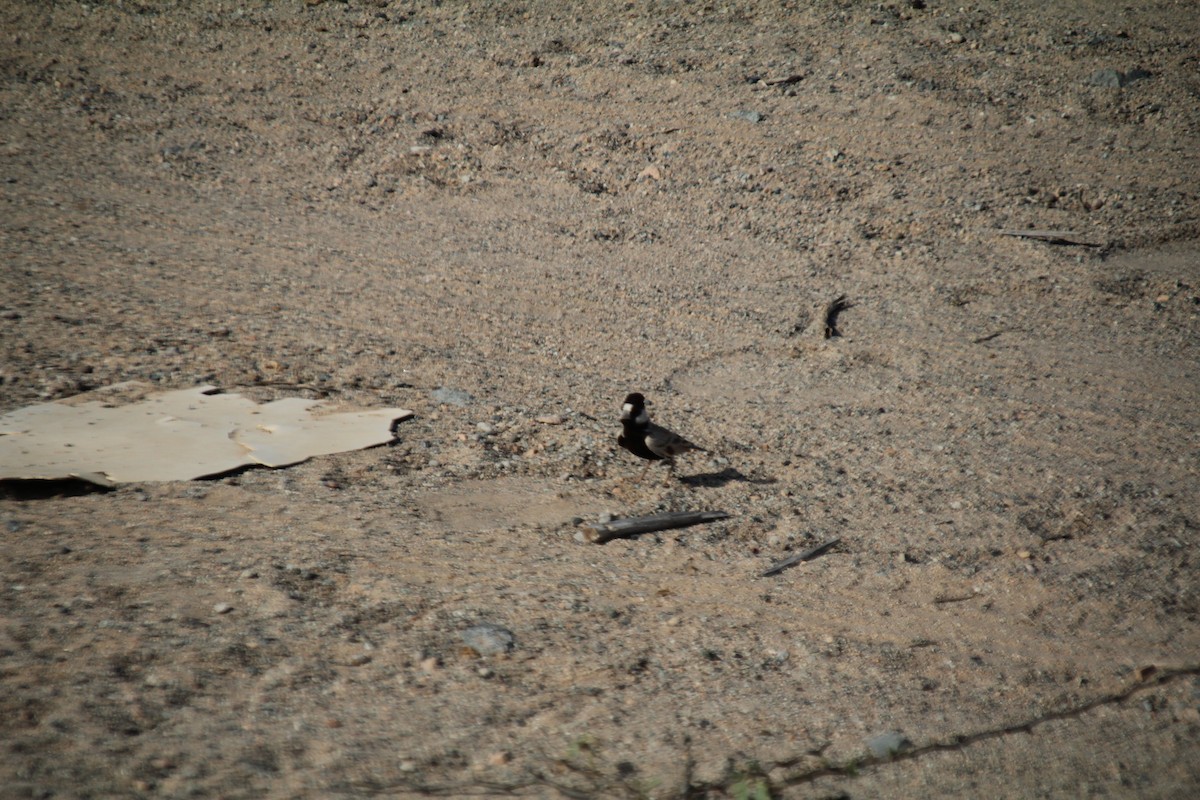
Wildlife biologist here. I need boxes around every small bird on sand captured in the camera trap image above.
[617,392,706,479]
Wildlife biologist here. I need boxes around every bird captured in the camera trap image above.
[617,392,706,479]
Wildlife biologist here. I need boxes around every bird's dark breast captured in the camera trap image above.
[618,425,662,461]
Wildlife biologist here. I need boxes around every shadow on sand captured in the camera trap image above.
[678,467,776,488]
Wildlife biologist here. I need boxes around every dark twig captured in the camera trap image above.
[933,592,978,604]
[972,330,1006,344]
[583,511,730,544]
[997,229,1101,247]
[823,295,854,339]
[761,537,841,577]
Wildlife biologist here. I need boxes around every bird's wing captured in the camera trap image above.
[644,423,705,458]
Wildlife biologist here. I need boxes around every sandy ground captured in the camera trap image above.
[2,1,1199,797]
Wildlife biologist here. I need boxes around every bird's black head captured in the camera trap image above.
[620,392,648,422]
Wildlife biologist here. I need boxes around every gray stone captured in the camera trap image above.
[1086,68,1149,88]
[866,730,913,759]
[731,110,763,123]
[1087,69,1122,88]
[460,622,516,655]
[432,387,474,407]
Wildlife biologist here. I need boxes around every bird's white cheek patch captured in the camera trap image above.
[622,403,634,415]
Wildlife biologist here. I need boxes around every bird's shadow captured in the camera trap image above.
[678,467,775,488]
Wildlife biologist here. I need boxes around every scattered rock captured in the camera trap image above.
[730,110,763,123]
[460,622,516,655]
[637,165,663,181]
[432,387,474,407]
[1087,69,1122,88]
[866,730,913,759]
[1086,68,1151,88]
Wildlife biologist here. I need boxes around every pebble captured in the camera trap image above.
[866,730,912,758]
[731,110,763,123]
[637,164,663,181]
[431,387,473,407]
[347,653,372,666]
[1087,68,1122,88]
[536,414,565,425]
[460,622,517,655]
[1088,67,1152,88]
[213,602,234,615]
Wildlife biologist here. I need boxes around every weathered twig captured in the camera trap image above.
[760,537,841,577]
[583,510,730,544]
[997,229,1101,247]
[933,591,978,604]
[823,295,854,339]
[972,330,1006,344]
